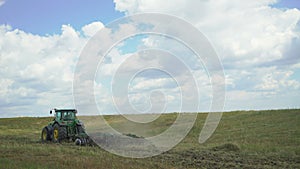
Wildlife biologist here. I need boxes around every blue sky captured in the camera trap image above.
[0,0,300,117]
[273,0,300,9]
[0,0,124,35]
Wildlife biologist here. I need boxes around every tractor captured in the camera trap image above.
[41,108,91,146]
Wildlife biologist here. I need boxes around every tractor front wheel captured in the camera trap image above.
[52,124,67,143]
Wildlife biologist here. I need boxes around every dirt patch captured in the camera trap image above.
[89,132,159,156]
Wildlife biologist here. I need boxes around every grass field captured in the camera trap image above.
[0,109,299,169]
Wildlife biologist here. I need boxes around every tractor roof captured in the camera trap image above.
[55,109,77,112]
[51,109,77,114]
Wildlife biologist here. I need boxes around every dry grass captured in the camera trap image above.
[0,109,299,168]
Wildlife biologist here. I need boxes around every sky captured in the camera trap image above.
[0,0,300,117]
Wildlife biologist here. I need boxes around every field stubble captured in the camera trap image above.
[0,109,299,168]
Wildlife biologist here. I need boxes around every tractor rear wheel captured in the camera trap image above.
[41,126,52,142]
[52,124,67,143]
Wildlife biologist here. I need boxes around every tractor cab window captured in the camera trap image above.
[69,112,75,119]
[62,111,75,120]
[56,112,61,120]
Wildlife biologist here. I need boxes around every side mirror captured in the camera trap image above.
[50,109,55,114]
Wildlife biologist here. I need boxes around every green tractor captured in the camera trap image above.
[41,108,91,146]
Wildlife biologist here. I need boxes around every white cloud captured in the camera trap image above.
[130,77,174,90]
[1,1,300,117]
[82,22,104,37]
[0,79,13,96]
[0,22,103,117]
[113,0,300,110]
[254,68,300,91]
[114,0,300,67]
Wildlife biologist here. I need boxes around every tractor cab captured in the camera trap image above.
[50,109,77,122]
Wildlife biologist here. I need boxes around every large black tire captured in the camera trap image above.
[41,126,52,142]
[52,124,67,143]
